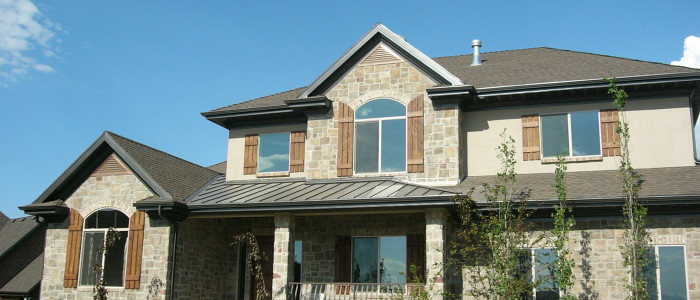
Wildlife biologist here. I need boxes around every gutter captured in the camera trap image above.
[157,205,180,300]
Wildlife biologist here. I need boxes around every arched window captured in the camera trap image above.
[355,99,406,173]
[79,209,129,286]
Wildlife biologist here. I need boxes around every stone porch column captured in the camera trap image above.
[272,213,295,300]
[425,208,448,300]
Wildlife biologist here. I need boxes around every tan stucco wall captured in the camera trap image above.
[226,123,307,181]
[41,173,172,300]
[465,96,696,176]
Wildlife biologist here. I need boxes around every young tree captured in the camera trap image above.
[607,78,650,299]
[231,232,269,300]
[92,228,123,300]
[551,156,576,299]
[452,130,542,299]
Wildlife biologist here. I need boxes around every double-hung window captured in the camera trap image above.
[645,245,689,300]
[79,209,129,287]
[352,236,407,284]
[258,133,291,173]
[517,248,559,299]
[355,99,406,173]
[541,111,601,158]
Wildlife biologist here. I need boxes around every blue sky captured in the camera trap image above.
[1,0,699,218]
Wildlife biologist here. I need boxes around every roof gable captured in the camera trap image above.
[29,132,218,206]
[299,23,463,98]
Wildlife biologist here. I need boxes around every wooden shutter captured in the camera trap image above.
[337,103,354,177]
[407,234,426,282]
[244,134,259,175]
[522,115,541,161]
[64,209,84,288]
[125,211,146,289]
[600,109,621,156]
[334,236,351,282]
[407,95,425,173]
[290,131,306,172]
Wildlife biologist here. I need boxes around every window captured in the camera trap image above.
[645,245,689,300]
[293,240,302,282]
[258,133,290,173]
[541,111,601,158]
[355,99,406,173]
[79,209,129,286]
[517,248,559,300]
[352,236,407,284]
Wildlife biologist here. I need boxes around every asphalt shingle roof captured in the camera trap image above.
[106,132,220,202]
[0,216,44,295]
[448,166,700,202]
[205,48,698,114]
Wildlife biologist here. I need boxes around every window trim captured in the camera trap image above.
[354,99,408,174]
[647,244,690,300]
[350,235,408,284]
[540,110,603,159]
[77,209,130,288]
[257,132,292,174]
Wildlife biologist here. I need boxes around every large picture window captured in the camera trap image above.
[541,111,601,158]
[352,236,407,284]
[645,245,689,300]
[258,133,290,173]
[355,99,406,173]
[79,209,129,287]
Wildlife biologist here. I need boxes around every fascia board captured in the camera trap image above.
[300,23,463,98]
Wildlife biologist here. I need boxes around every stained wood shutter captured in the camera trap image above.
[337,103,354,177]
[522,115,541,161]
[244,134,259,175]
[125,211,146,289]
[64,209,84,288]
[290,131,306,172]
[600,109,621,156]
[407,95,425,173]
[334,236,351,282]
[406,234,426,282]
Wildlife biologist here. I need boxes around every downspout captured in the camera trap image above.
[158,206,179,300]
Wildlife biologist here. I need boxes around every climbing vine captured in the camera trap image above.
[231,232,269,300]
[607,78,650,299]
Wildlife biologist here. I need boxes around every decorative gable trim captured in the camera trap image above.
[300,23,463,98]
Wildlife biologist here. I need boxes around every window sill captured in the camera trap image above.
[541,156,603,164]
[256,171,290,178]
[77,286,125,292]
[352,172,406,178]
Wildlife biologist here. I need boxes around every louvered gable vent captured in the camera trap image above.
[359,44,403,66]
[91,154,131,177]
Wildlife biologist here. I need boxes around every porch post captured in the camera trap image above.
[272,212,295,300]
[425,208,448,300]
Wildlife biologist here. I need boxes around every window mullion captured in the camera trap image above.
[567,113,573,157]
[378,120,383,172]
[655,246,662,298]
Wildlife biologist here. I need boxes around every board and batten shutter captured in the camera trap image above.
[407,95,425,173]
[290,131,306,172]
[334,236,351,282]
[406,234,426,282]
[600,109,621,156]
[244,134,259,175]
[337,102,354,177]
[522,115,541,161]
[125,211,145,289]
[64,209,84,288]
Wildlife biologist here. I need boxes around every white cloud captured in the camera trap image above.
[671,35,700,69]
[0,0,59,85]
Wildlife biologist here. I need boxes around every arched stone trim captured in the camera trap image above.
[347,90,419,110]
[79,202,135,221]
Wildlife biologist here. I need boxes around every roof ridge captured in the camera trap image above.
[540,47,699,71]
[208,86,307,112]
[432,47,550,59]
[104,131,218,176]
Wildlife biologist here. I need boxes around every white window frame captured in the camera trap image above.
[77,210,130,288]
[647,244,690,300]
[350,235,408,285]
[257,132,291,173]
[540,110,602,159]
[354,99,407,174]
[520,248,561,298]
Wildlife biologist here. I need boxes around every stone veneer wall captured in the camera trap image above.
[305,59,461,183]
[41,174,172,300]
[460,216,700,299]
[296,213,426,283]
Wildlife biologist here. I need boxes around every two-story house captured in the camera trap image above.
[20,24,700,299]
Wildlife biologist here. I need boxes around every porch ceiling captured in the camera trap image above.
[186,176,455,208]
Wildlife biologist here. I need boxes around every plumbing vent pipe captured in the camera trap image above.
[471,39,482,66]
